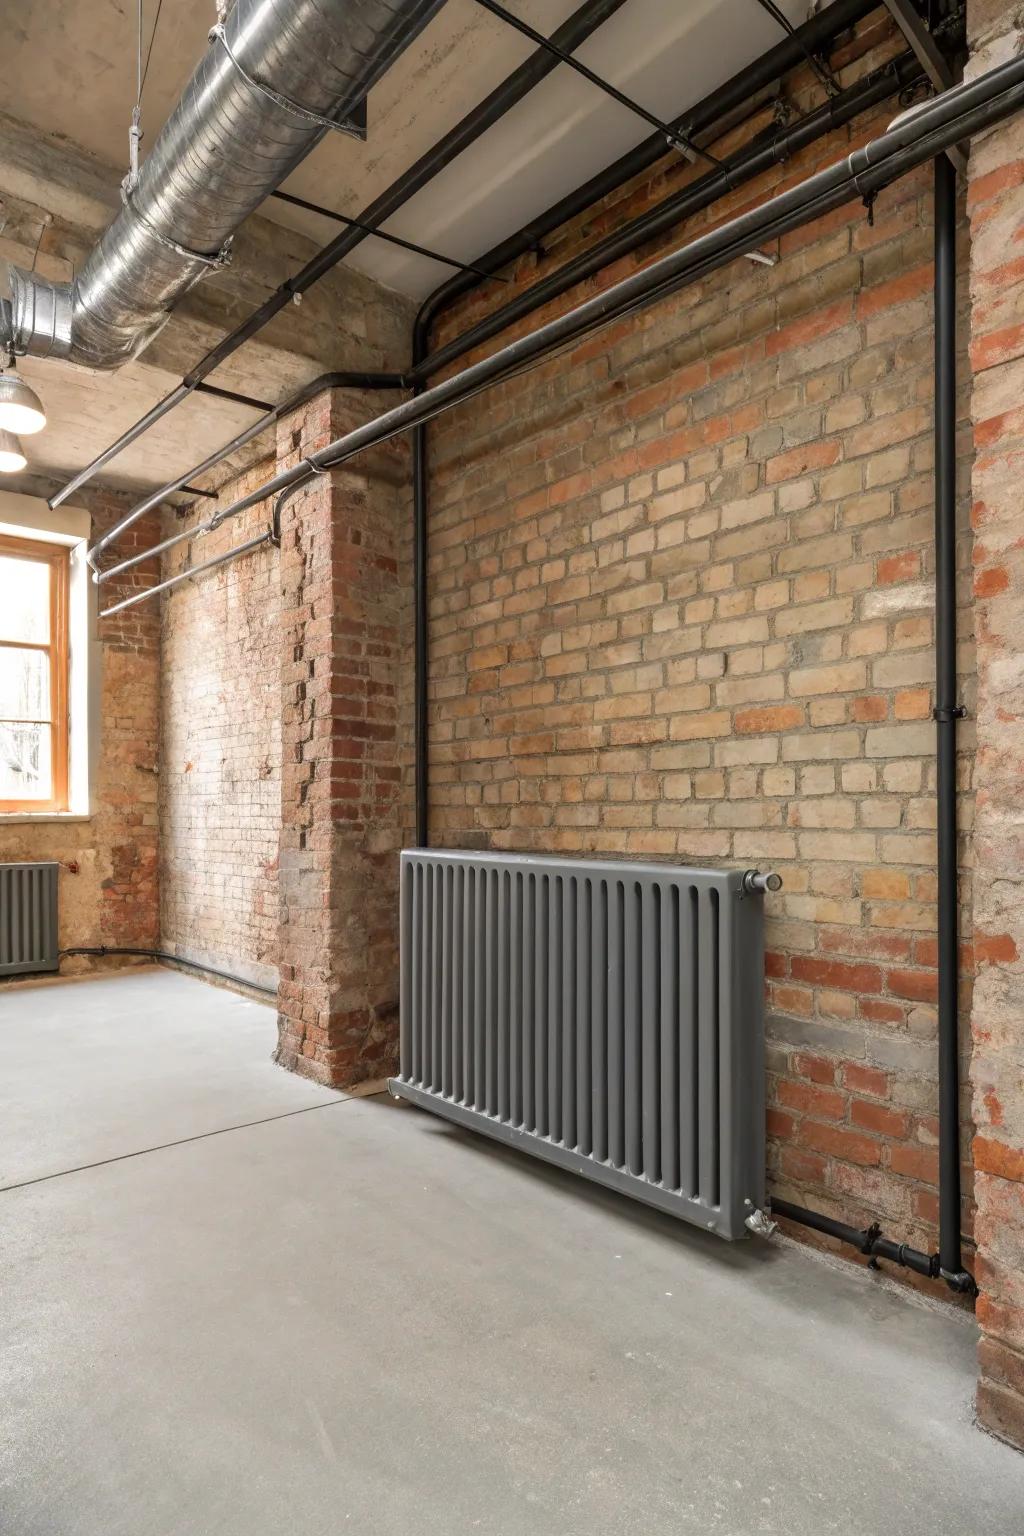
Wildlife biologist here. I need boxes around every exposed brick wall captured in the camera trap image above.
[159,459,281,989]
[966,0,1024,1454]
[410,18,976,1281]
[275,389,408,1085]
[0,482,160,964]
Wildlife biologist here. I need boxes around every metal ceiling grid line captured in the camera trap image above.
[470,0,727,170]
[268,189,510,281]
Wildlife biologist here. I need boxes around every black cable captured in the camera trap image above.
[59,946,277,998]
[141,0,165,98]
[753,0,840,96]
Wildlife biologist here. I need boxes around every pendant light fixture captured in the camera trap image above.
[0,430,28,473]
[0,366,46,435]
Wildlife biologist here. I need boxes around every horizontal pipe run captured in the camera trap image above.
[90,370,408,579]
[60,946,276,998]
[414,51,922,383]
[49,0,626,512]
[195,54,1024,534]
[99,529,273,617]
[51,383,193,512]
[771,1198,939,1280]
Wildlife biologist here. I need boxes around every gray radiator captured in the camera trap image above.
[0,862,60,977]
[390,850,769,1240]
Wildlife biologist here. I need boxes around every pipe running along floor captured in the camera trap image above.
[1,968,1022,1534]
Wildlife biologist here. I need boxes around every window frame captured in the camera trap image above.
[0,532,70,813]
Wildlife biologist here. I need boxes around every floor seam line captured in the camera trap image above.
[0,1095,357,1194]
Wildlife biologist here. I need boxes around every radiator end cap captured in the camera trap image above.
[742,869,783,895]
[745,1206,779,1239]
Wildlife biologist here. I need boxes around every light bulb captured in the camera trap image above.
[0,373,46,435]
[0,429,27,473]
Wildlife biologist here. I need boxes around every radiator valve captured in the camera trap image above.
[745,1207,778,1238]
[742,870,783,895]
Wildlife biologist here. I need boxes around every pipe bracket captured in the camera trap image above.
[933,705,967,722]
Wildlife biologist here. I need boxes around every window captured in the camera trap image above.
[0,533,70,812]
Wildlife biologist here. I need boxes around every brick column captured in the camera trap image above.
[967,0,1024,1452]
[275,388,406,1087]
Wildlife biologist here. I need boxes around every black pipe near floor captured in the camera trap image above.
[59,947,277,999]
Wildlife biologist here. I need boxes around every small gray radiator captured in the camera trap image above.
[391,850,768,1240]
[0,862,60,978]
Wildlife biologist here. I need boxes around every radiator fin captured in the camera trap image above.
[394,851,764,1240]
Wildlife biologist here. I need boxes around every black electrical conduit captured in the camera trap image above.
[60,947,277,999]
[56,0,630,521]
[88,10,983,1297]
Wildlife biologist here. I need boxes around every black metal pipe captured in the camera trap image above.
[53,0,626,512]
[59,947,277,998]
[413,411,429,847]
[933,151,971,1292]
[771,1199,940,1280]
[413,53,922,384]
[194,381,275,411]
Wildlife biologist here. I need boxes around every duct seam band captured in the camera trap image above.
[119,186,234,270]
[209,23,366,136]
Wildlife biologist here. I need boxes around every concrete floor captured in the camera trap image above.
[2,971,1023,1535]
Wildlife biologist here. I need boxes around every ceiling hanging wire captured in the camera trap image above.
[124,0,145,196]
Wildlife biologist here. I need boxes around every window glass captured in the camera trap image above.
[0,647,50,721]
[0,555,50,643]
[0,721,51,800]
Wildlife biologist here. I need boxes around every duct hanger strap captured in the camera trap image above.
[209,23,368,139]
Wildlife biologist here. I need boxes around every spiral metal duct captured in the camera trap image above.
[1,0,446,370]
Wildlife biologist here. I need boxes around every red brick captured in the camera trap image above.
[799,1121,883,1167]
[851,1100,909,1139]
[842,1062,889,1098]
[790,956,883,993]
[777,1078,846,1121]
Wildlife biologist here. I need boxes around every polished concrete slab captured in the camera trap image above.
[0,968,340,1188]
[2,970,1023,1534]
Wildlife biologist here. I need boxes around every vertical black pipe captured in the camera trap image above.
[414,415,429,849]
[934,153,967,1287]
